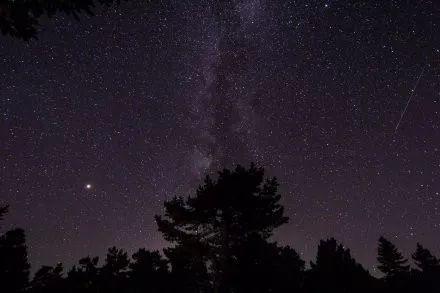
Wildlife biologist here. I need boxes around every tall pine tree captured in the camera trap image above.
[129,249,169,293]
[155,164,289,292]
[101,247,130,293]
[411,243,440,293]
[66,256,100,293]
[412,243,440,272]
[307,238,372,293]
[30,263,65,293]
[377,236,409,278]
[0,228,30,293]
[0,205,30,293]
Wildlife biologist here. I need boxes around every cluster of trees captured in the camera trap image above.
[0,0,130,40]
[1,164,439,292]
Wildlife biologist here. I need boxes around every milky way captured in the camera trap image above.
[1,0,440,274]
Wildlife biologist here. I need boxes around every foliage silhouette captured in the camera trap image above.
[101,247,130,293]
[155,164,289,292]
[410,243,440,293]
[0,204,9,222]
[66,256,100,293]
[2,165,440,293]
[306,238,373,293]
[164,243,211,293]
[129,249,169,293]
[230,234,304,293]
[30,263,65,293]
[0,0,149,40]
[377,236,410,278]
[376,237,412,293]
[412,243,440,272]
[0,228,30,293]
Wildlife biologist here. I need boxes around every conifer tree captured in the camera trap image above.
[0,0,129,40]
[0,228,31,293]
[67,256,100,293]
[101,247,130,293]
[155,164,289,292]
[31,263,65,293]
[307,238,372,293]
[411,243,440,292]
[412,243,440,272]
[129,249,169,293]
[377,236,409,278]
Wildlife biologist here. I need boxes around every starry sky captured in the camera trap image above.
[1,0,440,274]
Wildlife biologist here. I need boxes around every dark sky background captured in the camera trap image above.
[1,0,440,274]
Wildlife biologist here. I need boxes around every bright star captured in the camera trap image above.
[85,183,92,190]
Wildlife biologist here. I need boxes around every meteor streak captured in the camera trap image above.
[394,65,426,132]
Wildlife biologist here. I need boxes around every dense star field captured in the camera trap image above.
[1,0,440,273]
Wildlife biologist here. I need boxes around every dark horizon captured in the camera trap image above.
[1,175,436,278]
[1,164,438,293]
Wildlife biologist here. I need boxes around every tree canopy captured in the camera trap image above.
[377,236,410,278]
[412,243,440,272]
[0,0,129,40]
[155,164,290,292]
[307,238,373,293]
[1,164,440,293]
[0,228,30,293]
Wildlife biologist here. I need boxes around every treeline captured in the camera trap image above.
[0,0,124,40]
[1,164,439,293]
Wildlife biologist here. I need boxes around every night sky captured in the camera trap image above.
[1,0,440,274]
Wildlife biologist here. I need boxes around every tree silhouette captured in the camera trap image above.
[129,249,169,293]
[412,243,440,272]
[101,247,130,293]
[164,243,211,293]
[30,263,65,293]
[231,234,304,293]
[410,243,440,293]
[377,236,409,278]
[0,204,8,222]
[6,165,440,293]
[0,228,30,293]
[376,237,411,293]
[155,164,289,292]
[67,256,100,293]
[306,238,372,293]
[271,245,305,292]
[0,0,138,40]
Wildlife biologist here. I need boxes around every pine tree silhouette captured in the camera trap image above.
[0,228,31,293]
[101,247,130,293]
[30,263,65,293]
[155,164,290,293]
[66,256,100,293]
[0,0,128,40]
[164,243,211,293]
[410,243,440,293]
[307,238,372,293]
[412,243,440,272]
[232,234,304,293]
[377,236,409,278]
[129,249,169,293]
[7,165,440,293]
[376,237,411,293]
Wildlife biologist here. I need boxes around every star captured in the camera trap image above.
[85,184,92,190]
